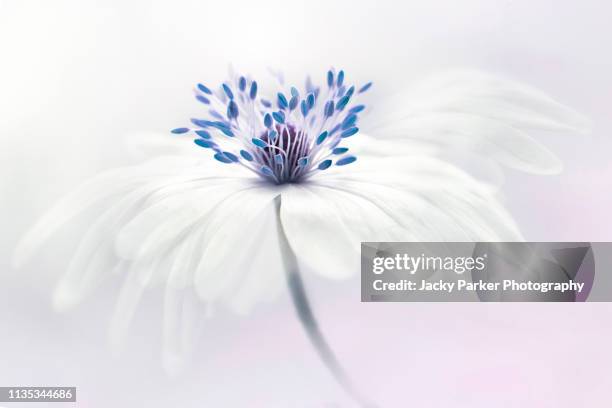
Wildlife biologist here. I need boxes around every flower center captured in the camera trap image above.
[171,69,371,184]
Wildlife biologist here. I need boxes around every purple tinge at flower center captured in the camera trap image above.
[171,69,371,184]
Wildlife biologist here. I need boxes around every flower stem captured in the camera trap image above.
[273,196,376,408]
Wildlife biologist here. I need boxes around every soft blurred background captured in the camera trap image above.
[1,0,611,407]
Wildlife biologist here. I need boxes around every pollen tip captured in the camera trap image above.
[336,155,357,166]
[171,127,189,134]
[214,152,233,163]
[316,131,328,145]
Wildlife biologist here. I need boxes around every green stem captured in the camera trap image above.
[274,196,375,408]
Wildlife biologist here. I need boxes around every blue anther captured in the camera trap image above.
[341,114,357,129]
[349,104,365,114]
[197,83,212,94]
[324,100,335,117]
[307,93,315,108]
[336,155,357,166]
[195,130,211,139]
[336,95,350,111]
[227,100,239,119]
[196,95,210,104]
[261,165,274,176]
[316,131,328,145]
[264,113,273,128]
[223,151,239,162]
[252,138,267,148]
[318,159,332,170]
[194,139,215,148]
[214,152,233,163]
[272,111,285,124]
[222,83,234,99]
[240,150,253,161]
[277,92,288,109]
[250,81,258,99]
[358,82,372,93]
[337,70,345,87]
[340,127,359,138]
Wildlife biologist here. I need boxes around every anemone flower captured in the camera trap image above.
[14,68,587,405]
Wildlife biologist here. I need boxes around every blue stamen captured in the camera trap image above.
[218,127,235,137]
[191,118,209,128]
[349,104,365,114]
[277,92,288,109]
[182,70,371,184]
[223,84,234,100]
[197,83,212,94]
[196,95,210,104]
[336,156,357,166]
[336,95,350,111]
[264,113,273,128]
[209,110,224,120]
[272,111,285,124]
[341,114,357,129]
[358,82,372,93]
[223,151,239,162]
[252,138,267,148]
[324,100,335,117]
[240,150,253,161]
[214,152,233,163]
[307,93,315,108]
[327,70,334,87]
[318,160,332,170]
[261,165,274,176]
[195,130,211,139]
[316,131,328,145]
[340,127,359,138]
[227,100,239,119]
[194,139,215,148]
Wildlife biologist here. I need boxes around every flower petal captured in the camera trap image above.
[193,186,283,308]
[279,184,360,280]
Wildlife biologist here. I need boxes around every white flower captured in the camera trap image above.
[13,69,586,385]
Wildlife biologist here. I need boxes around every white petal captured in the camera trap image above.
[279,184,361,280]
[13,156,207,267]
[368,69,589,175]
[193,186,282,306]
[280,155,522,277]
